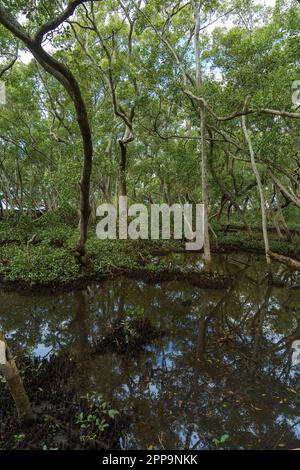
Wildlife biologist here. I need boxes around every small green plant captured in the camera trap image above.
[14,433,26,443]
[120,306,144,344]
[212,434,230,449]
[76,412,109,432]
[75,392,119,442]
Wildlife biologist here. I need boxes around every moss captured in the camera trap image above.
[0,216,299,290]
[0,213,76,247]
[0,214,35,244]
[0,244,80,287]
[0,220,186,289]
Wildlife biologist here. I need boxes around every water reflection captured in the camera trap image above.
[0,253,299,449]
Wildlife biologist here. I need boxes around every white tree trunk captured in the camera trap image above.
[242,107,271,268]
[193,0,212,265]
[201,105,211,263]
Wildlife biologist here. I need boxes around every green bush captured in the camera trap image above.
[0,245,80,286]
[0,213,35,243]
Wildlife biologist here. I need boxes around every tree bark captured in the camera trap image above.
[119,140,127,197]
[242,98,271,269]
[192,0,211,265]
[200,105,211,264]
[0,333,35,424]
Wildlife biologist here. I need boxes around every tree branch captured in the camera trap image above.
[34,0,95,43]
[0,44,18,78]
[184,89,300,120]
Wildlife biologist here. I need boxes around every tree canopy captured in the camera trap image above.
[0,0,299,259]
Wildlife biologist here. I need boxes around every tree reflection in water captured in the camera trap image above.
[0,253,299,450]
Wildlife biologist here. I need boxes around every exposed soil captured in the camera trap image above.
[0,264,232,295]
[0,314,164,449]
[0,354,125,450]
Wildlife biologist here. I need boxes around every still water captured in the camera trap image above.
[0,253,299,449]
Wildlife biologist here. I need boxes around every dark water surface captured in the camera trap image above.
[1,253,300,450]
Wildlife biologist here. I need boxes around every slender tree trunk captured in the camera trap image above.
[163,178,171,205]
[192,1,211,265]
[242,102,271,270]
[119,141,127,197]
[0,333,34,424]
[200,105,211,264]
[77,134,92,256]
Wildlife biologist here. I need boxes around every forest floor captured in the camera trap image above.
[0,310,163,450]
[0,212,300,291]
[0,353,124,450]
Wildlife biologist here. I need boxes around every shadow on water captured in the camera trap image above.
[0,253,300,450]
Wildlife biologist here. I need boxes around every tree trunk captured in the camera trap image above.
[119,140,127,197]
[0,5,93,257]
[200,105,211,264]
[192,1,211,266]
[0,333,35,425]
[242,101,271,270]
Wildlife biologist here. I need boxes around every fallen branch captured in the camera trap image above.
[268,251,300,270]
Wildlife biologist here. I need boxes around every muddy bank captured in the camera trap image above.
[214,232,300,261]
[220,224,300,236]
[92,317,164,355]
[0,354,124,450]
[0,264,231,294]
[0,312,164,450]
